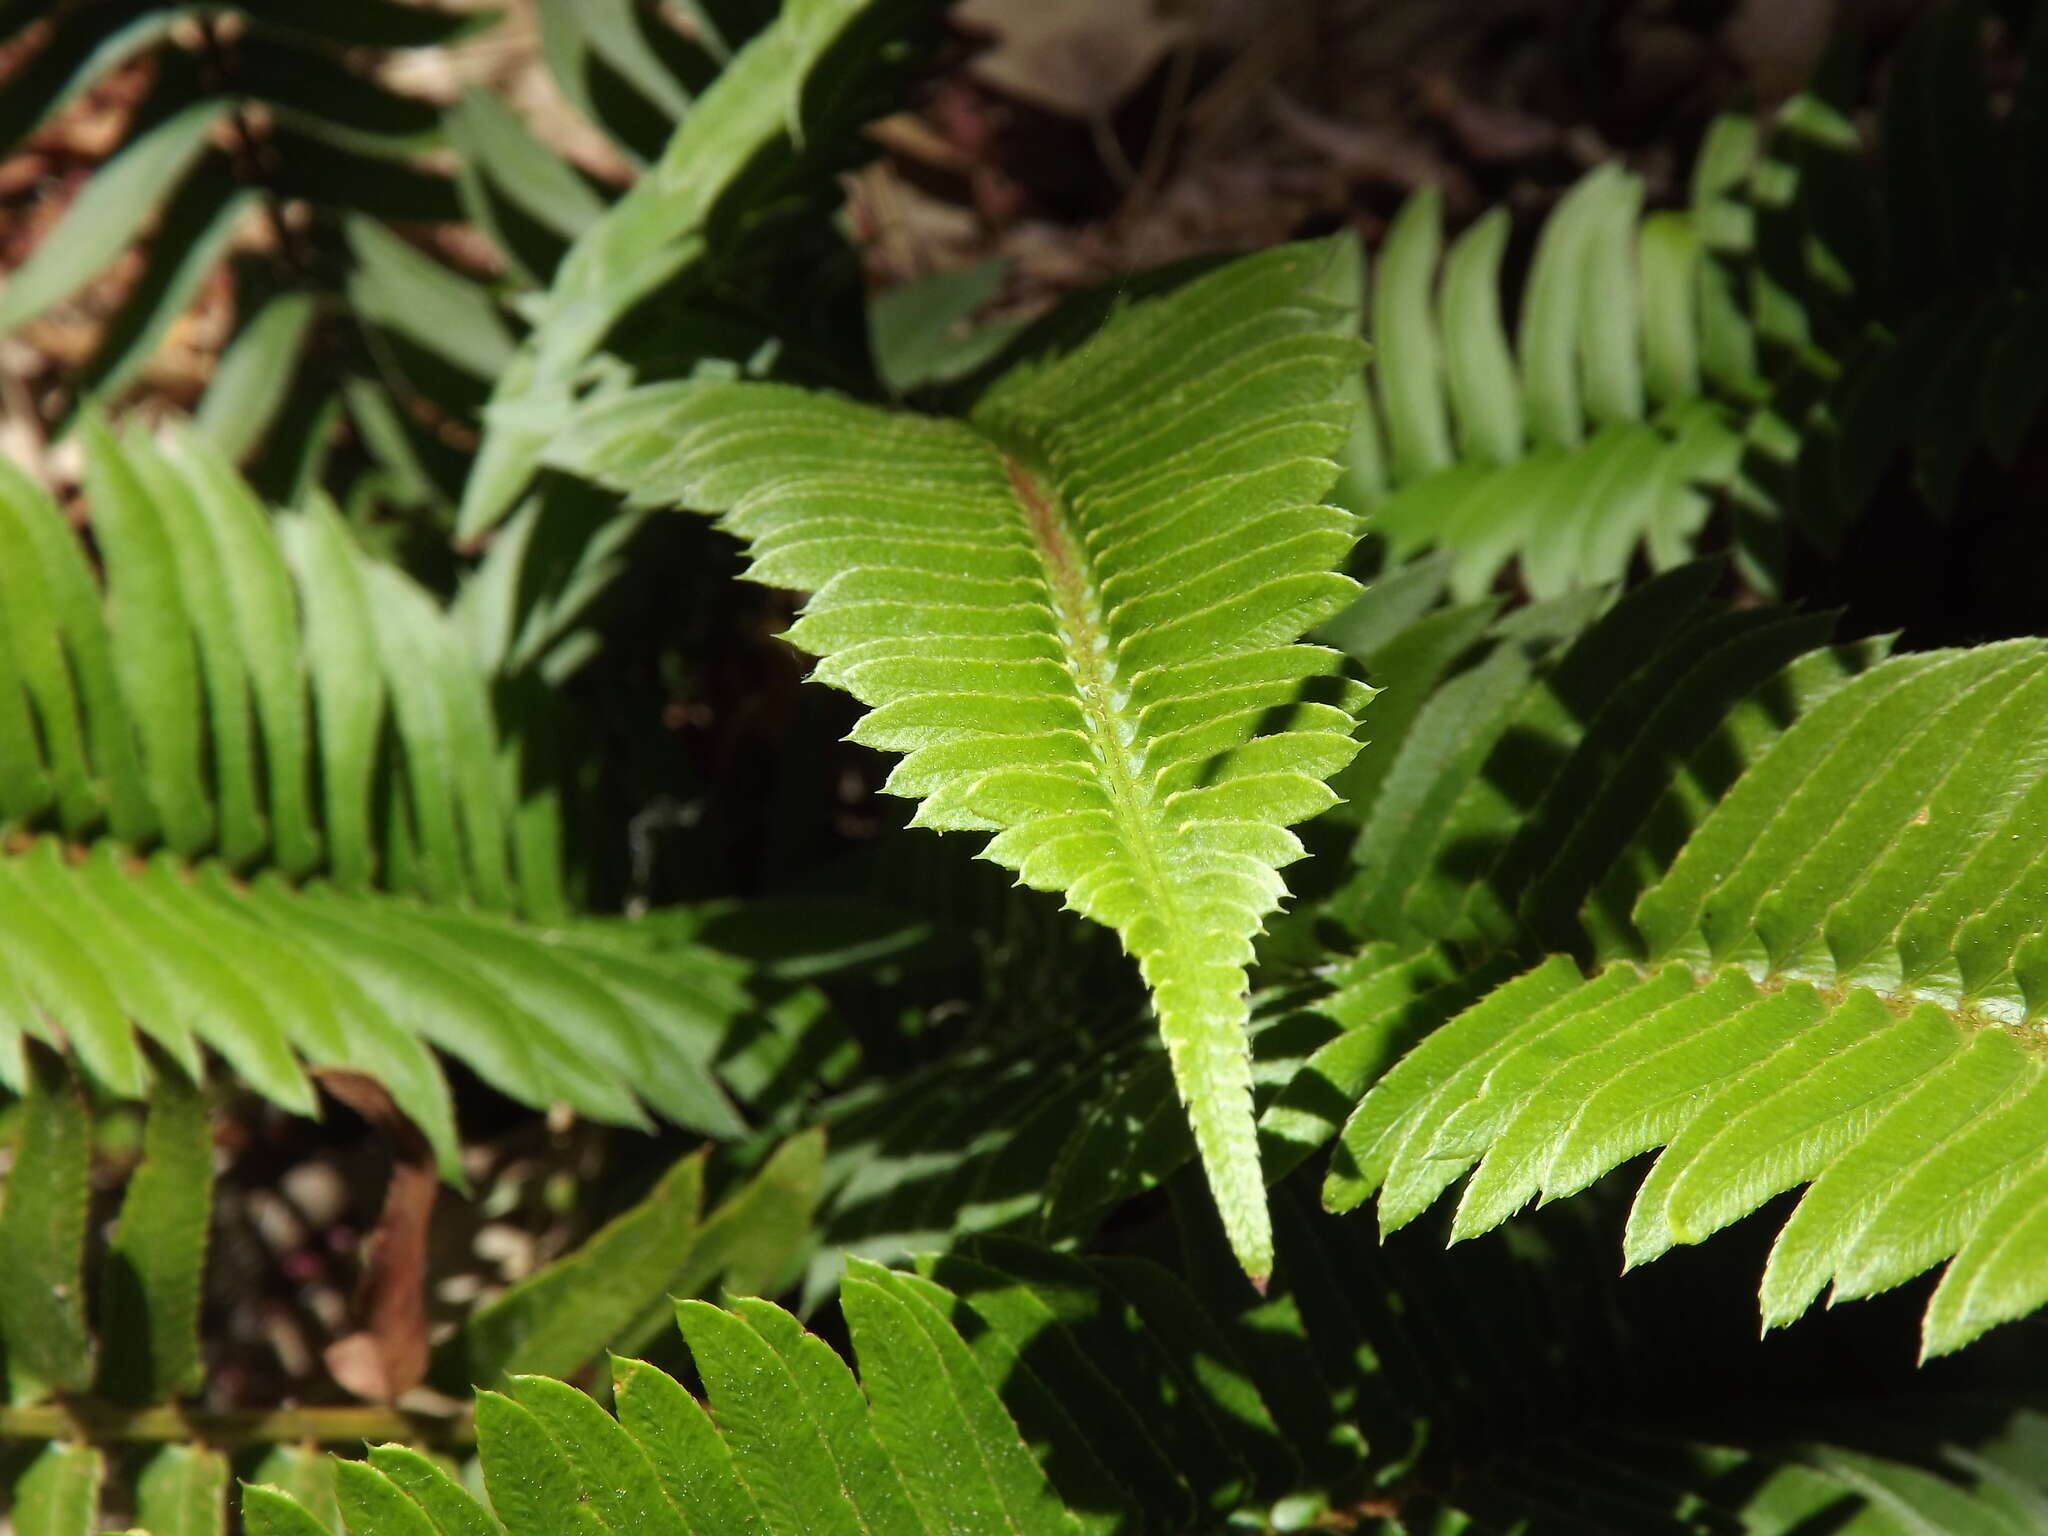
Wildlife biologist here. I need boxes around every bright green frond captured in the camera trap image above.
[0,421,560,911]
[553,240,1375,1282]
[0,425,791,1161]
[1328,641,2048,1357]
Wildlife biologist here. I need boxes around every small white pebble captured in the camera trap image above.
[475,1222,537,1280]
[282,1161,348,1228]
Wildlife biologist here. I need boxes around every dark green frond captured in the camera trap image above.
[1352,14,2048,593]
[230,1211,2048,1534]
[455,0,938,540]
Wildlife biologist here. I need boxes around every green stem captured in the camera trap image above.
[0,1400,475,1449]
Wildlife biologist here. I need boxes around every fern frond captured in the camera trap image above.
[0,426,787,1161]
[235,1207,2048,1535]
[1350,165,1749,599]
[552,240,1374,1283]
[1354,6,2048,592]
[807,563,1967,1344]
[1,420,555,909]
[455,0,933,541]
[1327,638,2048,1357]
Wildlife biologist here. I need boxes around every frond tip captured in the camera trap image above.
[551,239,1376,1281]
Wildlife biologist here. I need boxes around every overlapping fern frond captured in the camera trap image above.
[804,566,1882,1274]
[808,563,2048,1355]
[240,1195,2048,1535]
[0,425,799,1166]
[551,239,1375,1283]
[453,0,937,541]
[1319,592,2048,1356]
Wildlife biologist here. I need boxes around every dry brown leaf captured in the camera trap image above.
[1415,73,1560,162]
[1266,91,1472,199]
[1725,0,1840,103]
[317,1070,437,1404]
[956,0,1189,120]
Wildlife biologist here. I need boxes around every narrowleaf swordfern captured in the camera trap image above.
[554,239,1377,1283]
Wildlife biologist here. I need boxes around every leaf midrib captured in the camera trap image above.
[1002,453,1180,935]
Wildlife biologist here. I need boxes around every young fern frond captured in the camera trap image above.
[553,240,1375,1282]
